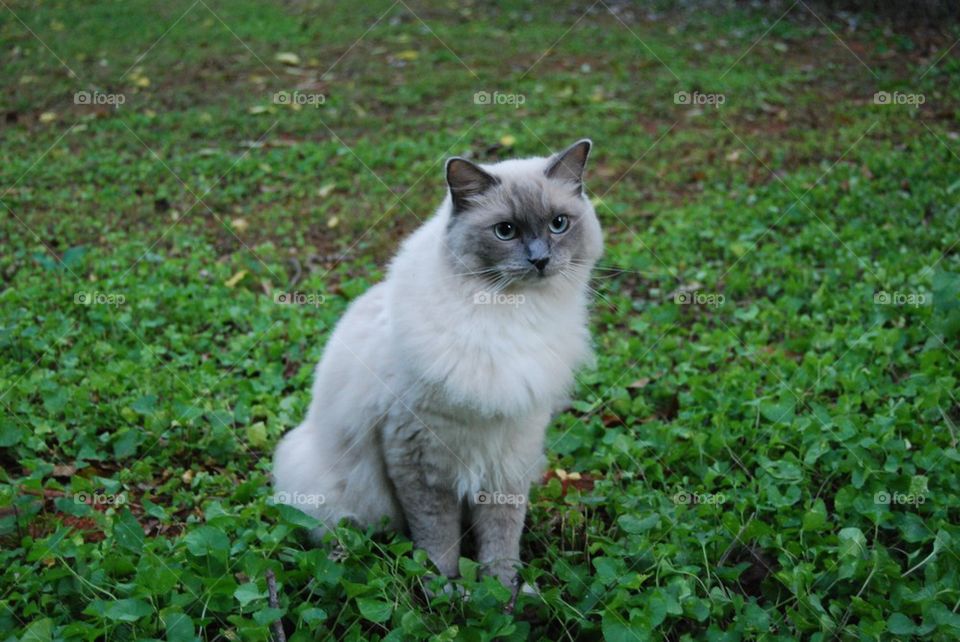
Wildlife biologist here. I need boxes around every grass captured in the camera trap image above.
[2,0,960,639]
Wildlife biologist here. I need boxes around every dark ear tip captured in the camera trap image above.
[574,139,592,154]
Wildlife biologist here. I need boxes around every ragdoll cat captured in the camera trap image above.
[273,139,603,588]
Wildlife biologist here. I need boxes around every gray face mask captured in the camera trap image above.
[443,140,601,289]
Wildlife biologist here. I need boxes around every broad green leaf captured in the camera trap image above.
[356,598,393,623]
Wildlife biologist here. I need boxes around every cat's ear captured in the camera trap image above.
[545,139,592,192]
[446,157,499,213]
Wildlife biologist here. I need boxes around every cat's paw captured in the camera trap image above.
[482,559,522,589]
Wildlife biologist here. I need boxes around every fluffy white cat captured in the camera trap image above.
[273,139,602,586]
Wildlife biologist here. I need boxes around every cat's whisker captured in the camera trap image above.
[490,272,517,294]
[447,267,502,281]
[568,260,650,276]
[559,267,618,310]
[451,266,501,277]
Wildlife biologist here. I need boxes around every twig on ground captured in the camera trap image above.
[287,257,303,288]
[266,569,287,642]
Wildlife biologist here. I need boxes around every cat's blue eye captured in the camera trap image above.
[494,222,517,240]
[549,215,570,234]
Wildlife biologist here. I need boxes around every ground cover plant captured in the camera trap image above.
[1,0,959,639]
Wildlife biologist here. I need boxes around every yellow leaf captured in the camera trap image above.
[51,20,65,31]
[231,217,249,233]
[135,75,150,88]
[39,112,57,123]
[396,50,419,61]
[225,270,247,288]
[327,216,339,229]
[275,52,301,66]
[500,135,516,147]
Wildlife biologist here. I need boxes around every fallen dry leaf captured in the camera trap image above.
[275,52,301,66]
[225,270,247,288]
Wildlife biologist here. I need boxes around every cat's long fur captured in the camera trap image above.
[273,140,603,585]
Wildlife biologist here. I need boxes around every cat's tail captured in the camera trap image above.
[272,420,404,541]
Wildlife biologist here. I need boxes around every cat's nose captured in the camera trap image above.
[528,257,550,272]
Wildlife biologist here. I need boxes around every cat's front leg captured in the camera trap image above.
[382,427,462,578]
[470,486,528,587]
